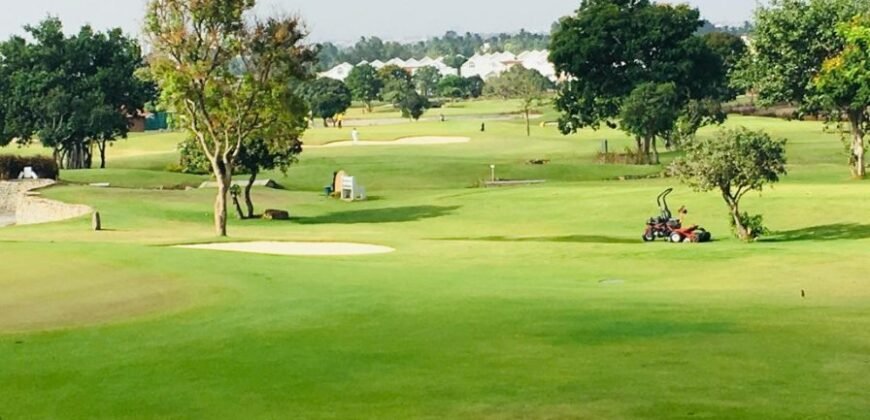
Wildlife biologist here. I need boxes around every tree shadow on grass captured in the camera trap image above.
[296,205,460,225]
[765,224,870,243]
[436,234,638,245]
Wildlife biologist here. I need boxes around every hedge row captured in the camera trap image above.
[0,155,59,180]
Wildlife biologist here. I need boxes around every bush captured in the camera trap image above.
[731,212,769,240]
[0,155,59,180]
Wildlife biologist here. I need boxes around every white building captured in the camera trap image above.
[318,50,553,83]
[318,62,354,81]
[385,58,407,67]
[461,53,512,80]
[518,50,557,81]
[461,50,557,81]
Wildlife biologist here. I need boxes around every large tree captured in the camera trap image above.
[377,64,412,85]
[438,75,469,99]
[814,15,870,178]
[299,78,352,127]
[413,66,442,98]
[619,82,681,164]
[465,75,485,99]
[145,0,316,236]
[549,0,730,163]
[398,88,430,121]
[484,66,551,136]
[345,64,382,112]
[702,32,748,100]
[378,65,413,108]
[672,128,787,241]
[751,0,870,177]
[0,19,153,169]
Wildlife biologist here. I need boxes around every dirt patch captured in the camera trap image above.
[176,241,395,256]
[309,136,471,149]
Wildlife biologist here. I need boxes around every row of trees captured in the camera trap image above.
[317,21,752,71]
[346,64,486,111]
[298,65,491,125]
[317,30,551,70]
[0,19,154,169]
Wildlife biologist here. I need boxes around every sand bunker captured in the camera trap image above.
[311,136,471,148]
[176,241,395,256]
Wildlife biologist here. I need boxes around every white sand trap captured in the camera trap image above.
[311,136,471,148]
[176,241,395,256]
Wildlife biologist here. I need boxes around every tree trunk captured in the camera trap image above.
[244,171,257,219]
[652,137,660,164]
[231,191,245,220]
[98,139,108,169]
[848,111,866,179]
[723,191,750,241]
[86,141,93,169]
[211,161,231,237]
[61,142,92,170]
[525,109,531,137]
[642,136,653,165]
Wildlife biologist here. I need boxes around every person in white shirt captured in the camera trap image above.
[352,128,360,145]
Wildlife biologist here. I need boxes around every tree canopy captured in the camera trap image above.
[619,83,681,163]
[0,18,154,169]
[299,78,352,126]
[484,66,552,136]
[438,75,484,99]
[751,0,870,177]
[345,64,382,112]
[549,0,731,162]
[413,66,442,98]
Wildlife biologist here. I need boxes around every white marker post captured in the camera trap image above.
[490,165,496,182]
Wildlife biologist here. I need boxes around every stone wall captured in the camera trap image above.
[0,180,93,227]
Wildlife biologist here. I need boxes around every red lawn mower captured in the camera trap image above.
[642,188,712,243]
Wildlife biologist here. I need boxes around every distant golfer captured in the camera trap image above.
[352,128,360,145]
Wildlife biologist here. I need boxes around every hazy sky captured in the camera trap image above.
[0,0,760,43]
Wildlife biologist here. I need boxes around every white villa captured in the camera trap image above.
[319,62,355,81]
[461,50,557,81]
[318,50,556,82]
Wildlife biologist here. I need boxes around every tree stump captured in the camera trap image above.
[92,211,102,231]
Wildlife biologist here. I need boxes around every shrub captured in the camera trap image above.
[730,212,769,240]
[0,155,59,180]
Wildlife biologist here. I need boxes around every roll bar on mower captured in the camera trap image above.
[657,188,674,220]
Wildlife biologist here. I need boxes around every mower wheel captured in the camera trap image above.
[670,232,685,243]
[642,233,655,242]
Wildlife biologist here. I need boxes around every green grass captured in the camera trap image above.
[1,102,869,419]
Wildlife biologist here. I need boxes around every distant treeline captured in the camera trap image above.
[316,29,551,70]
[316,21,752,71]
[698,20,754,37]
